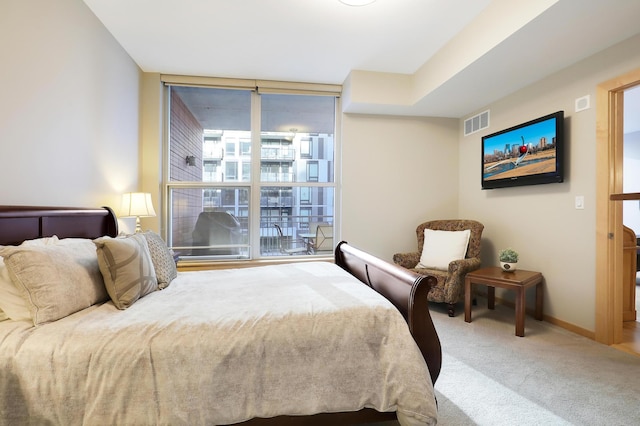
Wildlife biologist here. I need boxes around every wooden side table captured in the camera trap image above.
[464,267,543,337]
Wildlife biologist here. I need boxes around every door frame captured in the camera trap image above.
[595,68,640,344]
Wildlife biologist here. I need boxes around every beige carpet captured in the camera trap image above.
[425,299,640,425]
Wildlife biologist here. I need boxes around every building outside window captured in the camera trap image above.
[164,81,339,261]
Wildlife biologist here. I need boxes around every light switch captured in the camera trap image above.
[575,195,585,209]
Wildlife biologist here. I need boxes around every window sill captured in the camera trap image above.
[177,255,334,272]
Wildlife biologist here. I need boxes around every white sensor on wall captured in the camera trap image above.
[575,95,590,112]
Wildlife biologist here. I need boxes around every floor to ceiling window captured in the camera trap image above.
[163,77,339,261]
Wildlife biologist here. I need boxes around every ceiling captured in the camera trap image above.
[82,0,640,119]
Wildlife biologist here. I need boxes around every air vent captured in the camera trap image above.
[464,110,490,136]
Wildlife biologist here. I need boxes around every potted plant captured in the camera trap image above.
[499,248,519,271]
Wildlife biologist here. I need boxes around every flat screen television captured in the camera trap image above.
[481,110,564,189]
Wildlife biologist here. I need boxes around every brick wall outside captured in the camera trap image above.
[170,92,203,248]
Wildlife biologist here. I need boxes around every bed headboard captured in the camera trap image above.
[0,206,118,246]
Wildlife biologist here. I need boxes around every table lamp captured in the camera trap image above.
[121,192,156,233]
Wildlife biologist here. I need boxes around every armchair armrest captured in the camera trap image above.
[448,257,481,276]
[393,252,420,269]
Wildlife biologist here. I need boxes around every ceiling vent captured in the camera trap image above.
[464,110,490,136]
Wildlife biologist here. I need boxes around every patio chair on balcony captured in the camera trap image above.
[274,224,308,255]
[310,224,333,253]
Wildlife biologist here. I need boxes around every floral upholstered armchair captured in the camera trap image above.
[393,219,484,317]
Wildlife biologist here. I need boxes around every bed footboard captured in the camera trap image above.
[335,241,442,384]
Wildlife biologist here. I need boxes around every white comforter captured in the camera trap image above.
[0,262,437,425]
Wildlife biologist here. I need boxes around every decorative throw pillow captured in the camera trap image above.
[416,229,471,271]
[142,231,177,289]
[94,234,158,310]
[0,239,108,326]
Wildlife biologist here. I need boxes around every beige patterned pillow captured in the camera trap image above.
[94,234,158,309]
[0,239,108,326]
[142,231,177,289]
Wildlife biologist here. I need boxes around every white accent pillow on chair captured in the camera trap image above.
[416,229,471,271]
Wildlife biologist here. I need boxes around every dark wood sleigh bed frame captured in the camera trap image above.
[0,205,442,425]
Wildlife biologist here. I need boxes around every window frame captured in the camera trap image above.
[161,76,342,263]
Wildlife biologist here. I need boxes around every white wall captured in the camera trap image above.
[458,34,640,331]
[341,114,459,261]
[0,0,140,216]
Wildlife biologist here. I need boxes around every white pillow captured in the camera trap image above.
[0,256,32,321]
[21,236,60,247]
[0,236,61,322]
[416,229,471,271]
[0,239,108,326]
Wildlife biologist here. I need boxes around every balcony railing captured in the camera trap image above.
[203,147,224,160]
[260,172,294,182]
[261,147,295,160]
[175,214,333,257]
[259,215,333,256]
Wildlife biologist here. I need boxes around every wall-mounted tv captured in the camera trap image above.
[482,111,564,190]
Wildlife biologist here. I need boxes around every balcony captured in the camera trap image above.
[260,172,294,182]
[261,147,295,161]
[203,147,224,160]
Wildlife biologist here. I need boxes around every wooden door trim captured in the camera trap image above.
[595,68,640,344]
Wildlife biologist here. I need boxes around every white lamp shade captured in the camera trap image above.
[121,192,156,218]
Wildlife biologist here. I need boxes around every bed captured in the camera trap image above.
[0,205,442,426]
